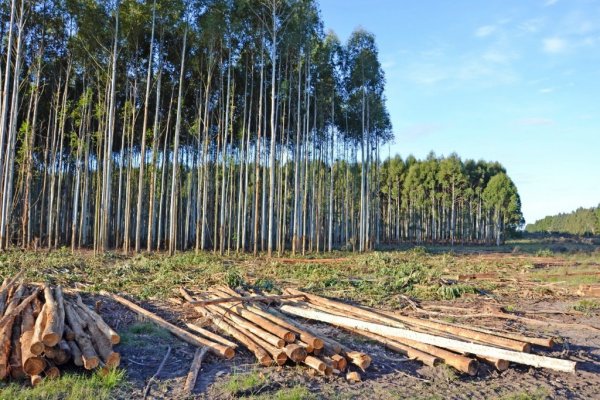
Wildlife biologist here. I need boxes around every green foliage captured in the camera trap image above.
[526,206,600,236]
[573,299,600,313]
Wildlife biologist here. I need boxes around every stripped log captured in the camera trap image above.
[45,360,60,379]
[74,294,120,344]
[183,347,208,395]
[185,323,238,349]
[205,289,295,343]
[429,319,554,348]
[20,304,46,375]
[253,305,325,350]
[64,302,100,369]
[64,325,76,341]
[331,354,347,372]
[30,374,43,386]
[280,304,577,373]
[190,294,305,306]
[303,355,326,373]
[42,286,65,347]
[478,356,509,371]
[209,316,271,366]
[31,303,47,355]
[348,328,440,367]
[100,291,234,359]
[376,310,531,352]
[284,344,307,363]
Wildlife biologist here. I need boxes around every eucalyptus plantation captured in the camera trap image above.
[0,0,523,254]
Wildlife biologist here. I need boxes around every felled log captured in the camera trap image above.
[74,294,120,344]
[42,286,65,347]
[0,286,42,329]
[280,304,577,373]
[0,270,24,315]
[254,306,325,350]
[284,343,307,363]
[44,360,60,379]
[209,316,271,366]
[20,304,46,376]
[71,302,120,368]
[9,315,26,379]
[67,340,83,367]
[331,354,347,372]
[478,356,509,371]
[30,303,47,355]
[348,328,440,367]
[183,347,208,395]
[30,374,43,386]
[64,302,100,369]
[346,371,361,382]
[303,355,326,374]
[185,322,238,349]
[205,289,295,343]
[232,321,287,366]
[100,291,234,359]
[190,294,305,306]
[0,284,27,379]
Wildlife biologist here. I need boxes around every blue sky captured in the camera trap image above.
[319,0,600,225]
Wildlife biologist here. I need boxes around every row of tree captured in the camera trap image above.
[0,0,522,255]
[526,206,600,236]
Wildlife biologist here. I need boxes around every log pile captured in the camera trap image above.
[0,273,120,387]
[278,288,576,375]
[178,286,576,379]
[181,285,370,380]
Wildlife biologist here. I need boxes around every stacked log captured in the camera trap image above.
[0,273,121,387]
[181,285,371,379]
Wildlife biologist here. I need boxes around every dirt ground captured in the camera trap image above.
[94,290,600,399]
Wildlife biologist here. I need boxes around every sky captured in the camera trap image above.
[319,0,600,225]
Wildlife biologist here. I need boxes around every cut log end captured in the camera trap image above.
[283,332,296,343]
[30,375,43,387]
[83,355,100,370]
[23,357,46,376]
[346,371,361,382]
[285,344,308,363]
[222,347,235,360]
[274,351,288,366]
[41,333,61,348]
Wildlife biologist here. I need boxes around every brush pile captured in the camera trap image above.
[178,286,576,379]
[0,272,120,387]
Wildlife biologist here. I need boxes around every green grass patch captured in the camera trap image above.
[120,321,172,346]
[252,385,315,400]
[221,369,267,397]
[498,386,550,400]
[0,368,125,400]
[573,299,600,313]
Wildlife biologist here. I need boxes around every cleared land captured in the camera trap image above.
[0,237,599,399]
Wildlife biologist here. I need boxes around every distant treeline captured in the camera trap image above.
[526,206,600,236]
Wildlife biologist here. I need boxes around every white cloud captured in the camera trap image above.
[475,25,496,38]
[539,87,555,94]
[483,49,516,64]
[544,0,558,7]
[543,37,568,53]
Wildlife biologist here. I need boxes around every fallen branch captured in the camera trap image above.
[143,346,171,400]
[183,347,209,395]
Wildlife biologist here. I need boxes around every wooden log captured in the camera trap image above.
[99,291,234,359]
[67,340,83,367]
[74,294,120,344]
[185,322,238,349]
[0,270,24,315]
[209,316,272,366]
[297,341,314,354]
[376,310,531,352]
[393,336,478,375]
[190,294,306,306]
[31,303,47,355]
[42,286,65,347]
[232,321,287,366]
[183,347,208,395]
[190,293,285,349]
[30,374,43,386]
[64,325,76,341]
[54,340,72,365]
[331,354,347,372]
[9,315,26,379]
[0,286,41,329]
[477,356,509,371]
[348,328,440,367]
[20,304,46,375]
[72,302,120,368]
[303,355,326,373]
[284,343,307,363]
[429,319,555,348]
[206,289,296,343]
[280,304,577,373]
[0,284,26,378]
[64,302,100,369]
[253,306,324,350]
[346,371,361,382]
[45,360,60,379]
